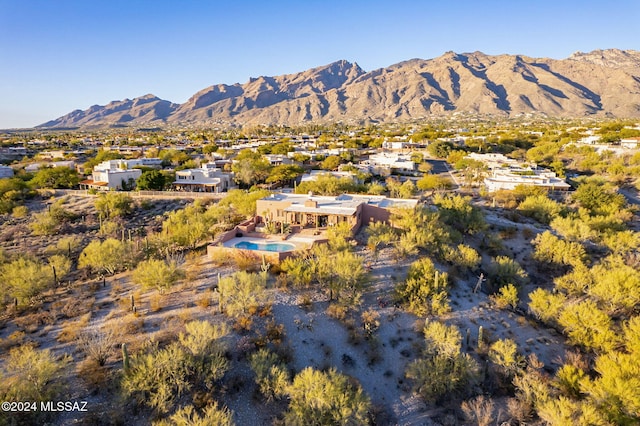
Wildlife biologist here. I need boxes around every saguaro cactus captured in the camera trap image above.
[122,343,130,371]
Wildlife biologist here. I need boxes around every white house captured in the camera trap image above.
[466,153,570,192]
[620,137,640,149]
[484,168,570,192]
[173,162,233,193]
[362,153,416,175]
[80,159,150,190]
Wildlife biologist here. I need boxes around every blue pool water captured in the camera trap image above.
[234,241,296,252]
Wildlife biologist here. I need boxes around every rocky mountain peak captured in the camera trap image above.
[38,49,640,128]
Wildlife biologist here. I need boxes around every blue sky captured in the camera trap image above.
[0,0,638,128]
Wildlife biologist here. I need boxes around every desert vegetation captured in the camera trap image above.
[0,118,639,425]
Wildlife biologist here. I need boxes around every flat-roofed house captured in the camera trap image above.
[256,192,418,233]
[80,160,143,190]
[173,162,233,193]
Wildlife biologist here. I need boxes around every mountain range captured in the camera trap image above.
[39,49,640,128]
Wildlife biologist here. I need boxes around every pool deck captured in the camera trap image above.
[222,236,312,251]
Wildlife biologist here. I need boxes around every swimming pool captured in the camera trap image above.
[233,241,296,252]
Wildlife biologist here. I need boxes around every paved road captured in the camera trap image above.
[425,158,459,188]
[425,159,449,175]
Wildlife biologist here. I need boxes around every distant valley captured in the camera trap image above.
[39,49,640,128]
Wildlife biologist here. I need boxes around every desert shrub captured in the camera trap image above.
[44,235,83,257]
[433,193,486,235]
[98,219,122,237]
[326,303,348,321]
[57,313,91,343]
[95,192,133,219]
[461,395,496,426]
[78,327,116,366]
[0,256,54,306]
[132,258,185,294]
[29,211,58,236]
[218,271,268,318]
[517,194,563,224]
[122,320,229,414]
[122,343,193,414]
[0,344,70,401]
[532,231,587,268]
[284,367,371,425]
[406,320,480,403]
[486,256,528,293]
[11,205,29,218]
[558,300,620,353]
[153,403,234,426]
[149,293,163,312]
[280,255,314,288]
[489,339,525,379]
[77,358,111,393]
[231,250,260,271]
[78,238,132,275]
[47,254,71,283]
[443,243,481,273]
[491,283,519,310]
[395,257,450,316]
[406,350,479,404]
[249,348,290,401]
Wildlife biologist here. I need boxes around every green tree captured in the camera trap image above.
[29,166,79,189]
[284,367,371,425]
[218,189,271,218]
[231,150,272,187]
[416,174,453,192]
[136,169,166,190]
[265,164,304,186]
[573,180,626,215]
[320,155,341,171]
[427,140,454,158]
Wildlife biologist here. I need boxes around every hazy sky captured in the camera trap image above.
[1,0,638,128]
